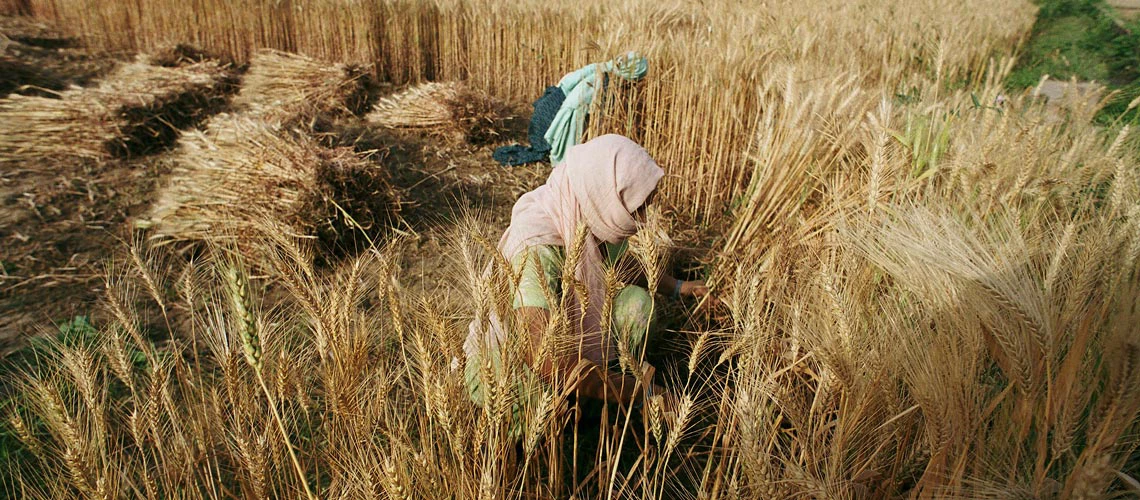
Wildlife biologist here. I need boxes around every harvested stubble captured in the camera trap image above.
[366,81,511,143]
[147,114,399,259]
[232,49,374,124]
[0,58,237,161]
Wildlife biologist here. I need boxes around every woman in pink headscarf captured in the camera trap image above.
[464,134,707,416]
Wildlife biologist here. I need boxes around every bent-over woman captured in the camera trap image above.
[464,134,707,424]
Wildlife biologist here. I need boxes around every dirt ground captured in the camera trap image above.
[0,15,548,355]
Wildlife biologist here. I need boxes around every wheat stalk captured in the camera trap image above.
[223,263,314,500]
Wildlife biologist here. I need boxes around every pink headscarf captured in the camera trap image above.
[467,134,664,366]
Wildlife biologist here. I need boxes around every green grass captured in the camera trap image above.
[1008,15,1110,85]
[1008,0,1140,125]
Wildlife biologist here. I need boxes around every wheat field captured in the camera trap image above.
[2,0,1140,498]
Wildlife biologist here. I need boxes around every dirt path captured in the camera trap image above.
[1033,78,1103,111]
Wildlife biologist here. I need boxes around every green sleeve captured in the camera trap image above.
[511,245,564,310]
[603,240,629,268]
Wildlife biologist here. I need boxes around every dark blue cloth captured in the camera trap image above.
[493,86,566,166]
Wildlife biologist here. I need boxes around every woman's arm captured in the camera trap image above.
[658,274,709,299]
[621,266,708,298]
[612,252,708,299]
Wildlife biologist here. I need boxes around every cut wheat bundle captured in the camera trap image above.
[0,58,237,162]
[145,43,216,68]
[145,114,399,259]
[231,49,373,124]
[366,81,511,143]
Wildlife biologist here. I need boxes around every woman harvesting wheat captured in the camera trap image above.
[464,134,707,428]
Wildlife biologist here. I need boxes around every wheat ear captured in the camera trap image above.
[224,265,316,500]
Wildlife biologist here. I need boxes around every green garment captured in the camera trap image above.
[544,52,649,164]
[512,241,627,309]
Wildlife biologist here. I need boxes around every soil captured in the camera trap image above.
[0,14,547,356]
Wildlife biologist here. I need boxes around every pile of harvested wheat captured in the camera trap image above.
[366,81,511,143]
[145,114,399,258]
[0,58,237,162]
[145,43,215,68]
[232,49,373,124]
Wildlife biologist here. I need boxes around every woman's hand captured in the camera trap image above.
[659,276,715,306]
[679,279,709,298]
[680,279,722,315]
